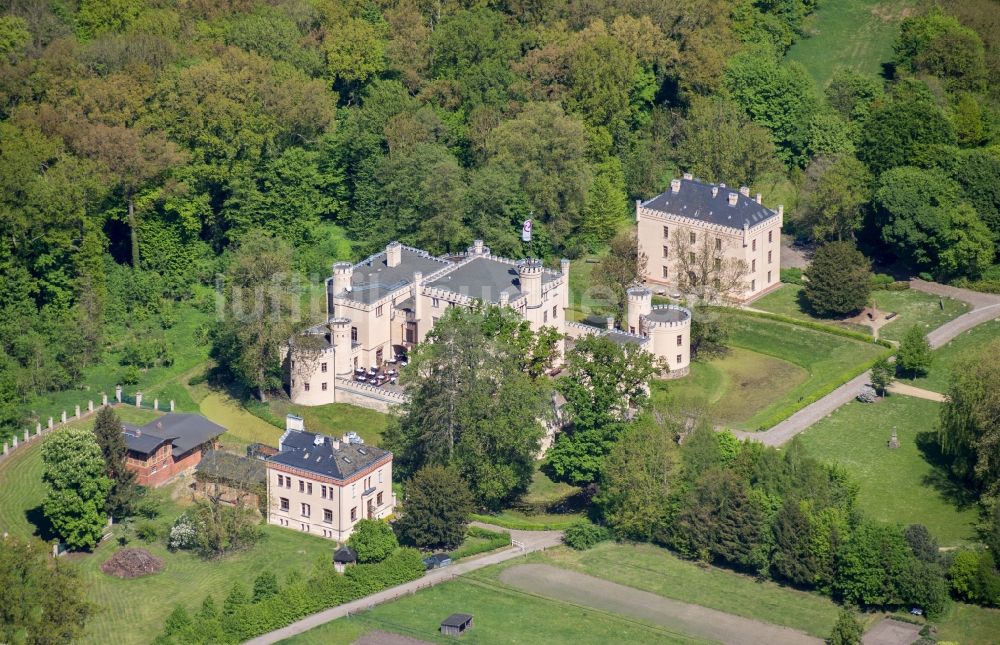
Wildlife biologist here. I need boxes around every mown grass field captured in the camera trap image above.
[566,255,616,324]
[901,318,1000,394]
[658,346,808,426]
[283,574,705,645]
[786,0,917,89]
[659,313,884,430]
[752,284,969,342]
[795,396,977,546]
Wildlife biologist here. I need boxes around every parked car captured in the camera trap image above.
[423,553,452,570]
[910,608,923,616]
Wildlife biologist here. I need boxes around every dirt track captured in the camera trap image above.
[498,564,821,645]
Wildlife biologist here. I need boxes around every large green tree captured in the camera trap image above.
[395,465,474,550]
[347,519,399,564]
[857,81,956,174]
[896,325,932,378]
[546,335,662,486]
[91,405,138,519]
[803,241,872,317]
[385,306,549,509]
[0,537,94,644]
[938,342,1000,494]
[799,156,872,242]
[42,427,111,550]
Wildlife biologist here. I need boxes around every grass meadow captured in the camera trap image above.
[752,284,969,342]
[900,318,1000,394]
[786,0,918,89]
[658,313,885,431]
[795,396,977,546]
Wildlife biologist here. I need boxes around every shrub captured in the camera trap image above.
[950,550,1000,606]
[781,267,804,285]
[856,386,877,403]
[449,527,510,560]
[886,280,910,291]
[347,519,398,564]
[563,520,612,550]
[168,513,197,551]
[135,521,160,543]
[871,273,895,290]
[122,365,140,385]
[829,607,864,645]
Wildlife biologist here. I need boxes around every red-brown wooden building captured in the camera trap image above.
[123,414,226,487]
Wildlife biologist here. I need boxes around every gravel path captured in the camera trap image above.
[886,382,947,402]
[499,564,821,645]
[244,524,561,645]
[737,280,1000,446]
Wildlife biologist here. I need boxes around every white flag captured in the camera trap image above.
[521,219,533,242]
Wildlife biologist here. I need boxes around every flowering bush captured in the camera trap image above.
[168,513,197,550]
[856,386,877,403]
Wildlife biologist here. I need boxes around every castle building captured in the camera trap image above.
[636,174,783,303]
[286,240,569,409]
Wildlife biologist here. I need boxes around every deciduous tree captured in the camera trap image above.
[594,229,647,327]
[42,428,111,550]
[799,156,872,242]
[92,405,138,519]
[897,326,932,378]
[347,519,398,564]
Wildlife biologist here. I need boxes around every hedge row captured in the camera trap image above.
[154,548,426,644]
[449,526,510,560]
[469,513,582,531]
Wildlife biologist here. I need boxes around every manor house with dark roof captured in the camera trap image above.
[264,415,394,541]
[636,174,784,302]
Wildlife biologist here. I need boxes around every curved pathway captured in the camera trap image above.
[243,524,562,645]
[499,564,821,645]
[737,281,1000,446]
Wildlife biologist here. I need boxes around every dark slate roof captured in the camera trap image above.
[441,614,474,628]
[333,545,358,563]
[642,179,777,230]
[268,430,391,481]
[338,247,451,305]
[425,257,560,303]
[123,426,172,455]
[645,307,690,323]
[603,330,649,347]
[123,414,226,458]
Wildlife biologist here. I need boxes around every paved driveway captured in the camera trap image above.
[499,564,821,645]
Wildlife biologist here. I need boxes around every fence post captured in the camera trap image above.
[75,405,80,419]
[170,400,175,412]
[61,410,66,424]
[88,400,94,413]
[102,393,108,406]
[153,398,159,411]
[11,436,16,448]
[48,417,53,430]
[23,429,28,442]
[136,392,142,408]
[3,442,7,455]
[36,422,41,436]
[115,385,122,403]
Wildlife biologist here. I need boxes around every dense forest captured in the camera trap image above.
[1,0,999,441]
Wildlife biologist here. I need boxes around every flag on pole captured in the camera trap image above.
[521,219,533,242]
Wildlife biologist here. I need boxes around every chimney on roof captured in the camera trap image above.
[683,172,693,180]
[342,434,350,445]
[755,193,762,204]
[670,179,681,193]
[499,290,510,307]
[728,192,738,206]
[711,186,719,197]
[386,241,402,268]
[739,186,750,197]
[332,438,340,450]
[719,183,726,188]
[778,205,784,218]
[313,434,324,446]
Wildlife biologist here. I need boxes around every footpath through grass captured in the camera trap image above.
[901,318,1000,394]
[786,0,917,89]
[796,396,977,546]
[753,284,969,342]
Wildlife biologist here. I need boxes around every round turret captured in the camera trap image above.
[626,286,652,335]
[332,262,353,296]
[518,259,544,308]
[641,305,692,378]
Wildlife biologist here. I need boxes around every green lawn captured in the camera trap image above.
[510,544,840,639]
[752,284,969,342]
[935,601,1000,645]
[901,318,1000,394]
[786,0,917,89]
[0,415,334,645]
[0,407,161,540]
[661,313,885,431]
[795,396,977,546]
[658,346,808,427]
[283,575,704,645]
[252,399,390,447]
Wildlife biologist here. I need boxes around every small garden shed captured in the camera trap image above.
[333,545,358,573]
[440,613,474,636]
